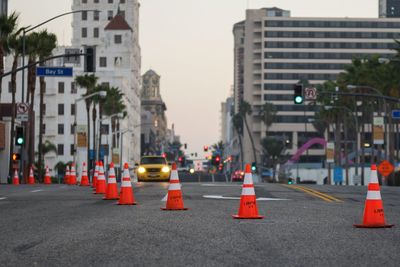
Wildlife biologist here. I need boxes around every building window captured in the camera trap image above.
[82,27,87,38]
[93,27,99,38]
[108,0,113,3]
[94,0,99,3]
[42,104,46,115]
[101,82,110,88]
[114,57,122,66]
[8,81,12,93]
[114,35,122,44]
[82,0,87,3]
[71,82,77,94]
[82,11,87,20]
[94,10,100,21]
[120,10,125,18]
[58,82,64,93]
[58,104,64,115]
[57,144,64,155]
[71,124,75,134]
[108,10,113,20]
[42,124,46,134]
[100,57,107,67]
[58,124,64,135]
[70,144,75,156]
[71,104,76,115]
[120,0,125,3]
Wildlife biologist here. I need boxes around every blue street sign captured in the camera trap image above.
[36,67,73,77]
[392,110,400,119]
[334,167,343,183]
[89,150,95,160]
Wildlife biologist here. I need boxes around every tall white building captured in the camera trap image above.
[0,0,141,179]
[234,7,400,166]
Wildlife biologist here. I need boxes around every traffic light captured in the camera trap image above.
[288,178,293,185]
[15,126,24,146]
[184,143,187,149]
[12,153,21,161]
[215,155,220,164]
[251,162,257,172]
[203,145,208,152]
[293,84,304,104]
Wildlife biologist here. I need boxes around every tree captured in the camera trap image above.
[239,100,257,170]
[261,137,286,182]
[259,102,277,132]
[0,11,19,101]
[75,74,98,169]
[36,30,57,181]
[232,113,244,169]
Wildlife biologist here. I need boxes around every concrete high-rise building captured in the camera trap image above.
[234,7,400,166]
[380,0,400,17]
[0,0,7,16]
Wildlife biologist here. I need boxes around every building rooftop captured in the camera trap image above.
[105,14,132,31]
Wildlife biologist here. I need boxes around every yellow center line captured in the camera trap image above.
[282,184,343,203]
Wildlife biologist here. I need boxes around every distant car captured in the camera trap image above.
[231,170,244,181]
[137,156,171,182]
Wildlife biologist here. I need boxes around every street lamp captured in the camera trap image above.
[324,105,359,186]
[73,90,107,164]
[21,9,100,103]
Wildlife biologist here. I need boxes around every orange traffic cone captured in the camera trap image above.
[232,164,263,219]
[354,164,394,228]
[161,163,188,210]
[95,161,106,194]
[44,165,52,184]
[12,169,19,185]
[64,165,70,184]
[104,162,119,200]
[92,161,99,189]
[118,163,137,205]
[27,166,35,184]
[80,162,90,186]
[69,163,77,185]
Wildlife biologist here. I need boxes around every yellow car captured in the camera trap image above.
[136,156,171,182]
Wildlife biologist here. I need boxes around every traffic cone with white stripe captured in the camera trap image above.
[232,164,263,219]
[95,161,106,194]
[28,165,35,184]
[80,162,90,186]
[118,163,137,205]
[354,164,394,228]
[161,163,188,210]
[44,166,52,184]
[104,162,119,200]
[92,161,99,189]
[69,163,77,185]
[64,165,70,184]
[12,169,19,185]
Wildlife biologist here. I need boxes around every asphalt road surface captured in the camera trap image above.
[1,180,399,266]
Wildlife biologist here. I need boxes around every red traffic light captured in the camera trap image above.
[215,156,220,162]
[203,145,208,152]
[162,153,167,158]
[178,157,183,162]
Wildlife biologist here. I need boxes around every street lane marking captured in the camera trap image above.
[203,195,289,201]
[30,189,43,193]
[201,184,240,187]
[0,197,7,200]
[282,185,343,203]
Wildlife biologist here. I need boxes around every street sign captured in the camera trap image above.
[17,103,29,114]
[326,142,334,163]
[378,160,394,177]
[304,87,317,100]
[16,114,28,121]
[373,116,384,145]
[392,110,400,119]
[36,67,73,77]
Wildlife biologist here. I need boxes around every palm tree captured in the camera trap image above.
[259,102,277,132]
[75,74,98,169]
[35,140,57,182]
[36,30,57,181]
[261,137,286,182]
[232,113,244,169]
[239,100,257,169]
[0,11,19,101]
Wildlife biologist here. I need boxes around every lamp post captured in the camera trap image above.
[73,90,107,164]
[20,9,99,103]
[325,105,358,185]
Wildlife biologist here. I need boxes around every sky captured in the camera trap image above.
[8,0,379,157]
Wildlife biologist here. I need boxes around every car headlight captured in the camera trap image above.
[161,166,170,173]
[138,167,146,174]
[189,168,195,174]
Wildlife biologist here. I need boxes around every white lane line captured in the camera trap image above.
[0,197,7,200]
[201,184,240,187]
[30,189,43,193]
[203,195,290,201]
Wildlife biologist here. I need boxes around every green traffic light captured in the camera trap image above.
[294,96,303,104]
[17,137,24,145]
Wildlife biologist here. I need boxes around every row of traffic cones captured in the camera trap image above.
[12,165,52,185]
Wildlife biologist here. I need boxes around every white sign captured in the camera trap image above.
[16,114,28,122]
[17,103,29,115]
[304,87,317,100]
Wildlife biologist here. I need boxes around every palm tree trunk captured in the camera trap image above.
[86,105,91,170]
[244,117,257,168]
[26,58,36,172]
[0,46,4,101]
[238,132,244,170]
[98,103,103,161]
[8,54,18,179]
[111,117,116,149]
[92,105,97,163]
[38,75,45,182]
